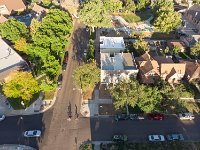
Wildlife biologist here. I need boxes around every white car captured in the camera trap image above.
[148,135,165,141]
[84,49,87,57]
[178,113,195,120]
[24,130,41,137]
[0,115,5,121]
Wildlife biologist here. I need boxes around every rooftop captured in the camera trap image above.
[0,38,26,78]
[100,36,125,50]
[101,53,137,71]
[0,0,26,12]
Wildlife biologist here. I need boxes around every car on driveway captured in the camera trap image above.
[114,114,129,121]
[130,114,144,120]
[166,133,184,141]
[148,135,165,141]
[178,113,194,120]
[24,130,41,137]
[0,115,5,121]
[112,134,128,142]
[147,113,164,120]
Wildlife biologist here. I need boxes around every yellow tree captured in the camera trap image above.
[14,38,27,53]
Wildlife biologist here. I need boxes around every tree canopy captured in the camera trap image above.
[103,0,122,12]
[73,61,100,92]
[136,0,150,11]
[110,78,140,109]
[123,0,136,13]
[14,38,27,53]
[134,35,149,54]
[79,0,112,31]
[152,0,181,33]
[3,71,40,102]
[0,19,28,43]
[191,41,200,57]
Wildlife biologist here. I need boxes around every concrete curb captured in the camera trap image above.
[0,144,36,150]
[5,88,59,116]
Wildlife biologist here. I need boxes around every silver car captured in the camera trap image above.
[148,135,165,141]
[178,113,195,120]
[24,130,41,137]
[0,115,5,121]
[166,133,184,141]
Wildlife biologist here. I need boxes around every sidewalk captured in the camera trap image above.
[80,89,113,117]
[0,88,59,116]
[0,144,36,150]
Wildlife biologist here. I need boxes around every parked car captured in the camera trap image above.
[166,133,184,141]
[147,113,164,120]
[178,113,194,120]
[84,49,87,57]
[148,135,165,142]
[63,51,68,64]
[58,74,63,85]
[114,114,129,121]
[0,115,5,121]
[130,114,144,120]
[24,130,41,137]
[112,134,128,142]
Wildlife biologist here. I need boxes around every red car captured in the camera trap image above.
[147,113,164,120]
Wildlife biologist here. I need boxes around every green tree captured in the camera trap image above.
[173,45,181,54]
[0,19,28,43]
[124,0,136,13]
[103,0,122,12]
[87,39,95,60]
[134,35,149,54]
[110,78,140,110]
[191,41,200,57]
[137,86,163,113]
[3,71,40,102]
[136,0,150,11]
[79,0,112,31]
[73,61,100,92]
[14,38,27,53]
[151,0,174,15]
[153,10,181,33]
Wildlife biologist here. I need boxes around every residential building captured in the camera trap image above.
[31,3,48,15]
[167,41,187,52]
[180,4,200,47]
[180,60,200,82]
[135,52,174,84]
[0,14,7,23]
[0,0,26,15]
[160,63,186,83]
[0,38,28,82]
[100,36,138,84]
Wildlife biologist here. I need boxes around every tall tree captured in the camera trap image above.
[103,0,122,12]
[172,45,181,54]
[14,38,27,53]
[124,0,136,13]
[151,0,174,15]
[0,19,28,43]
[134,35,149,54]
[30,18,41,37]
[79,0,112,31]
[73,61,100,92]
[153,10,181,33]
[87,39,95,60]
[191,41,200,57]
[3,71,40,102]
[137,86,163,113]
[110,78,140,110]
[136,0,150,11]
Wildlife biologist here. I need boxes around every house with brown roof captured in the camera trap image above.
[167,41,187,52]
[180,60,200,82]
[0,0,26,15]
[135,52,186,84]
[31,3,48,15]
[0,14,7,23]
[160,63,186,83]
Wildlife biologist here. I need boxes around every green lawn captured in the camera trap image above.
[8,92,40,110]
[44,90,55,100]
[118,11,152,23]
[151,32,178,40]
[101,142,200,150]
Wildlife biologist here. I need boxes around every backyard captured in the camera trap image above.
[115,11,153,23]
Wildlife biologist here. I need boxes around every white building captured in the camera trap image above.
[100,36,138,84]
[0,38,28,82]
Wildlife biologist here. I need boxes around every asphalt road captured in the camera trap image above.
[90,115,200,142]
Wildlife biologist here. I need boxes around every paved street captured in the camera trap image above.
[90,115,200,142]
